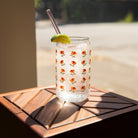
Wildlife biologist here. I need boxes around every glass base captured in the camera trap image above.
[56,91,90,103]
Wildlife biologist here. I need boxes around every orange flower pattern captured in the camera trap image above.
[82,69,86,74]
[60,69,65,74]
[55,66,57,72]
[60,51,65,57]
[89,49,91,55]
[82,50,87,57]
[81,86,86,91]
[60,85,64,91]
[70,51,77,57]
[89,67,91,73]
[89,84,91,88]
[56,49,91,93]
[81,60,87,66]
[70,78,76,84]
[60,77,65,83]
[70,87,76,92]
[70,69,75,75]
[60,60,65,66]
[81,77,86,83]
[89,59,91,64]
[70,61,77,67]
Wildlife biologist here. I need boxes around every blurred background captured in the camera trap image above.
[35,0,138,100]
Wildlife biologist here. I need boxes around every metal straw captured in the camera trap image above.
[46,9,61,34]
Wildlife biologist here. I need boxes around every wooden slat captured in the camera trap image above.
[76,108,95,121]
[0,97,22,114]
[90,91,114,97]
[45,87,56,94]
[82,101,133,109]
[36,97,64,129]
[48,95,57,101]
[23,90,53,118]
[108,92,138,104]
[90,88,99,92]
[14,90,40,108]
[1,86,138,138]
[0,85,55,97]
[51,102,79,128]
[91,86,109,93]
[88,96,130,104]
[91,86,138,104]
[4,93,21,102]
[16,112,46,137]
[85,108,114,115]
[73,99,88,107]
[44,105,138,137]
[0,97,46,137]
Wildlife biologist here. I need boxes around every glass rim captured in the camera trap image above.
[69,36,89,41]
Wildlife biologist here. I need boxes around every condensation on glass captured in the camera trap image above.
[55,37,91,103]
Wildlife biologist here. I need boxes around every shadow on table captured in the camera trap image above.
[26,97,87,127]
[25,90,138,138]
[0,103,40,138]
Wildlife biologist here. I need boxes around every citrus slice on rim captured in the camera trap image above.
[51,34,71,44]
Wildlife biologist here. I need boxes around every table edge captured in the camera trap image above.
[44,104,138,137]
[0,97,46,137]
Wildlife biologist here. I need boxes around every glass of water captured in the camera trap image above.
[55,36,91,103]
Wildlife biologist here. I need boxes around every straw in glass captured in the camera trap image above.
[46,9,61,34]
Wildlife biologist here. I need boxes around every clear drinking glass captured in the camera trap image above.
[55,36,91,103]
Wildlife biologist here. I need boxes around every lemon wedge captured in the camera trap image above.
[51,34,71,44]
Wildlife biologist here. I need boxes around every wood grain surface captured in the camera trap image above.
[1,86,137,138]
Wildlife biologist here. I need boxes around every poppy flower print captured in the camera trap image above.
[55,75,57,81]
[89,84,91,88]
[89,67,91,73]
[70,51,77,57]
[89,76,91,80]
[82,50,87,57]
[70,87,76,92]
[81,86,86,92]
[70,61,77,67]
[60,85,64,91]
[70,69,75,75]
[55,66,57,72]
[60,51,65,57]
[56,47,91,95]
[60,60,65,66]
[70,78,76,84]
[81,60,87,66]
[81,77,86,83]
[60,69,65,74]
[89,59,92,64]
[89,49,91,55]
[60,77,65,83]
[82,69,86,74]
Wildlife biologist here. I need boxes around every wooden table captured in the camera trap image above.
[0,86,138,138]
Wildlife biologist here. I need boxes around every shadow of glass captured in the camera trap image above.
[85,90,135,116]
[52,98,88,125]
[25,97,88,127]
[25,90,135,135]
[51,92,138,138]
